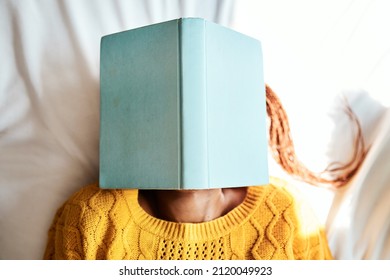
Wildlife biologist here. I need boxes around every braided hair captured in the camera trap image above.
[265,84,367,189]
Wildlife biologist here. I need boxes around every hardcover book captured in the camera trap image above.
[99,18,268,189]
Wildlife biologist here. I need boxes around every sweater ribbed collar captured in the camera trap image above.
[123,186,267,241]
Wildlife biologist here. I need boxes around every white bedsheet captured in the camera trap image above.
[0,0,234,260]
[327,109,390,259]
[1,0,389,260]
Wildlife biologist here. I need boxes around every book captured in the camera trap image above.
[99,18,268,190]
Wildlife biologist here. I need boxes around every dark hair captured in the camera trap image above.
[265,84,367,189]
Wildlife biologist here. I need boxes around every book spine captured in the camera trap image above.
[179,18,209,189]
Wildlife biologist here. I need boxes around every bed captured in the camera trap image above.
[1,0,389,259]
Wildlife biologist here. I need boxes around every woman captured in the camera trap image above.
[43,85,366,260]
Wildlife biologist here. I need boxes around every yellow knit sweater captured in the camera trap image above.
[44,178,333,260]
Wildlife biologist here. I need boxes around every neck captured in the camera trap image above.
[138,187,247,223]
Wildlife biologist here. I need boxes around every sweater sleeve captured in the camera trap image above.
[43,200,86,260]
[43,184,103,260]
[284,184,334,260]
[266,177,333,260]
[292,226,334,260]
[43,205,63,260]
[43,183,120,260]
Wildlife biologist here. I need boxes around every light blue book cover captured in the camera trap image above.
[100,18,268,190]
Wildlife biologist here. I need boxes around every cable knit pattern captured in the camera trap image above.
[44,178,333,260]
